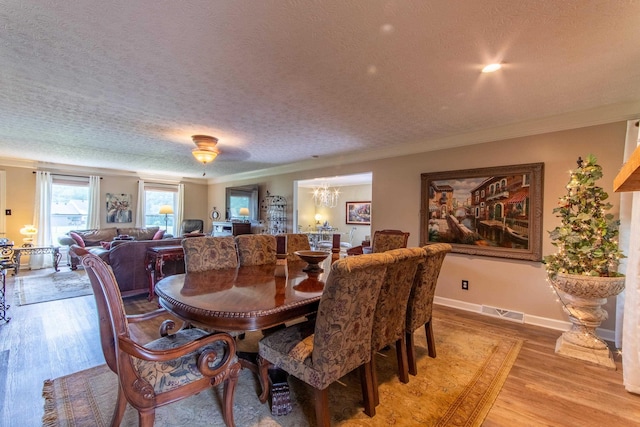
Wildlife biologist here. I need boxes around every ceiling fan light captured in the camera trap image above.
[192,148,218,164]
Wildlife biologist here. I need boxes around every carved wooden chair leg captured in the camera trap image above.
[138,410,155,427]
[110,384,127,427]
[395,336,410,384]
[222,362,241,427]
[313,387,331,427]
[406,332,418,376]
[425,321,436,358]
[360,362,376,417]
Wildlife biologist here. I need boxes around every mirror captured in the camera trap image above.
[225,185,259,221]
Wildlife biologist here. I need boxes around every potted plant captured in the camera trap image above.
[544,154,625,368]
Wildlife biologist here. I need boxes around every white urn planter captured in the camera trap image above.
[549,272,625,369]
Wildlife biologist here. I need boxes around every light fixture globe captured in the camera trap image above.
[191,135,220,164]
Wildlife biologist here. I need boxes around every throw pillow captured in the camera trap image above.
[69,231,85,248]
[153,229,165,240]
[100,241,112,250]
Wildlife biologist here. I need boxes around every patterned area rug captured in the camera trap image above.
[16,270,92,305]
[42,318,522,426]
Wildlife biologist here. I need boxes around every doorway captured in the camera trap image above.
[294,172,372,249]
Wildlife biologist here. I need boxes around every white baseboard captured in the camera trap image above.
[433,296,615,341]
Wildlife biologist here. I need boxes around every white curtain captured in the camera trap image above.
[175,183,184,235]
[135,180,145,227]
[86,175,101,229]
[622,120,640,394]
[29,171,53,269]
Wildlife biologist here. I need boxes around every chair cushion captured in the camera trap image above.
[133,328,237,394]
[153,229,165,240]
[117,227,159,241]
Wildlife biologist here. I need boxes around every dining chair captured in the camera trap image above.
[283,233,311,262]
[71,245,241,427]
[347,229,410,255]
[235,234,277,266]
[257,253,392,427]
[405,243,451,375]
[182,236,238,272]
[367,247,425,410]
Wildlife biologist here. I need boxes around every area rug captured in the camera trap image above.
[42,318,522,426]
[15,270,92,305]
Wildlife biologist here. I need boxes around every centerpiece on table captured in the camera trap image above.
[544,154,625,369]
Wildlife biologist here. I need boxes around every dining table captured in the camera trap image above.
[154,255,331,415]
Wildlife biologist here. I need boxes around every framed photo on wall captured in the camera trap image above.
[420,162,544,261]
[346,201,371,225]
[106,193,132,223]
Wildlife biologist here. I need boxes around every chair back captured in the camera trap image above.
[69,245,129,375]
[235,234,277,266]
[311,252,391,384]
[371,247,425,352]
[406,244,451,332]
[371,229,410,253]
[284,233,311,262]
[180,219,204,235]
[182,236,238,272]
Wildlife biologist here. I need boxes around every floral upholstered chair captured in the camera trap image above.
[367,247,425,411]
[405,243,451,375]
[182,236,238,272]
[347,229,410,255]
[235,234,277,266]
[257,253,392,427]
[71,246,241,427]
[284,233,311,262]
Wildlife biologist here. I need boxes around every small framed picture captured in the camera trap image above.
[346,201,371,225]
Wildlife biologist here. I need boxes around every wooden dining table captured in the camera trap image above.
[154,256,331,415]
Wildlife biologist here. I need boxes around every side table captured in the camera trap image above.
[12,246,61,276]
[145,245,184,300]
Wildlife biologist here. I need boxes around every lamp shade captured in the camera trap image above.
[159,205,174,215]
[20,225,37,236]
[238,207,250,216]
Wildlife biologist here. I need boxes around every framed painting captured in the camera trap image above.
[420,162,544,261]
[346,201,371,225]
[106,193,132,223]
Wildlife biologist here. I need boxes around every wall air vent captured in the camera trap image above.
[481,305,525,323]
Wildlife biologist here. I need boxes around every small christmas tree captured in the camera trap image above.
[544,154,624,277]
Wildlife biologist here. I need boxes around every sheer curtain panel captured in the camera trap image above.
[30,171,53,269]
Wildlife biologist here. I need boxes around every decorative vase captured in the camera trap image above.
[549,272,625,369]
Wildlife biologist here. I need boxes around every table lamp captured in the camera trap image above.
[158,205,174,231]
[19,224,37,247]
[239,207,250,222]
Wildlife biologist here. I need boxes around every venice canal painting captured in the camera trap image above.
[420,163,543,261]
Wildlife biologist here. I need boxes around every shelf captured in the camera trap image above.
[614,144,640,192]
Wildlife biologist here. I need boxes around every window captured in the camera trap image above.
[51,178,89,239]
[144,186,177,235]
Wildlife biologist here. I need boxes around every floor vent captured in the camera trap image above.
[480,305,525,323]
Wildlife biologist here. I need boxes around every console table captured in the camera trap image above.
[145,245,185,300]
[12,246,61,276]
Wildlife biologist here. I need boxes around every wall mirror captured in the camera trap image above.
[225,184,259,221]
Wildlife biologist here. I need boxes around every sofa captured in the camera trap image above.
[59,227,182,296]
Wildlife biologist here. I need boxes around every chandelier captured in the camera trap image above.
[312,183,340,208]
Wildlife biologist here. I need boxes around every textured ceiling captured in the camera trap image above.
[1,0,640,181]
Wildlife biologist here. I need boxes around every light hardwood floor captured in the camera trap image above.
[1,267,639,426]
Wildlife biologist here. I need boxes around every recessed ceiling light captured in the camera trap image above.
[482,63,502,73]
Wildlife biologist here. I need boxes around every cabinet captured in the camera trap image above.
[261,192,287,235]
[212,221,252,237]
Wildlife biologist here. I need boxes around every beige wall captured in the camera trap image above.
[209,121,627,329]
[0,168,209,240]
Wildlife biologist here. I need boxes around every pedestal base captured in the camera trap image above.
[555,335,616,370]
